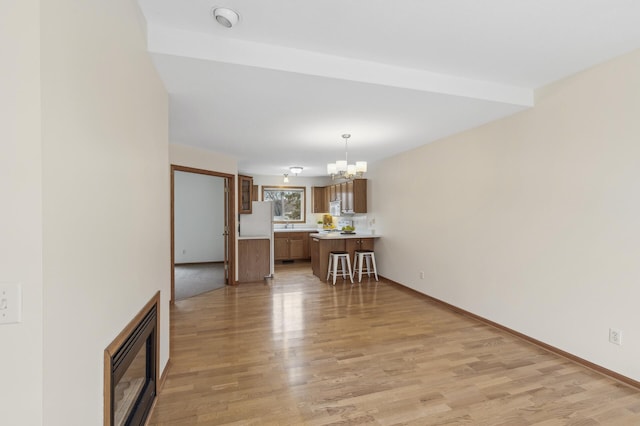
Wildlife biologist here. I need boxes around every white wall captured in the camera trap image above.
[40,1,170,424]
[0,1,43,424]
[174,171,225,263]
[371,48,640,381]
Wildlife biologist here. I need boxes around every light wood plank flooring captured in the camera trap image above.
[149,262,640,425]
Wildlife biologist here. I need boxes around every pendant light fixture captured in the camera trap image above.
[327,134,367,180]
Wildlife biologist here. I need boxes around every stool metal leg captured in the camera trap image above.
[370,253,378,281]
[326,254,333,282]
[365,255,371,278]
[346,256,354,283]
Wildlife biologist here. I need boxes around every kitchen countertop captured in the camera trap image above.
[309,232,380,240]
[274,228,321,233]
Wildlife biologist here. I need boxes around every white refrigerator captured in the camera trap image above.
[239,201,274,277]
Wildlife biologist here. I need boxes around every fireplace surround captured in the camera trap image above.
[104,292,159,426]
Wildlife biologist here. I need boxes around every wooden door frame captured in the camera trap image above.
[170,165,236,303]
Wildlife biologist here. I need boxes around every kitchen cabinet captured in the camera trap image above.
[351,179,366,213]
[274,232,311,261]
[312,186,329,213]
[238,239,270,282]
[238,175,253,214]
[345,238,374,263]
[339,182,348,210]
[322,179,367,213]
[329,184,337,202]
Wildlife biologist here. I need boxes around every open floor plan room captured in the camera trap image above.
[149,263,640,425]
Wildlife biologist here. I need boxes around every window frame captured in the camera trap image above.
[262,186,306,223]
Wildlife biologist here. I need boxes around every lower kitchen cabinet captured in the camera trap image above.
[274,232,312,261]
[238,239,270,282]
[310,236,377,281]
[345,238,374,260]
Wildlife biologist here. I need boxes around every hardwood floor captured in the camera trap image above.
[149,262,640,425]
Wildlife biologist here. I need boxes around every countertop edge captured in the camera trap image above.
[309,233,381,239]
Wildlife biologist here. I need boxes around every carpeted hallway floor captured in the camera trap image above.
[174,262,226,300]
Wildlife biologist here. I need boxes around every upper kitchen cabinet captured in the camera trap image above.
[351,179,367,213]
[323,179,367,213]
[312,186,329,213]
[238,175,253,214]
[312,179,370,214]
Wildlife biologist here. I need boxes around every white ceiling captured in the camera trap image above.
[137,0,640,176]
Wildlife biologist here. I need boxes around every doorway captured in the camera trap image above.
[171,165,235,302]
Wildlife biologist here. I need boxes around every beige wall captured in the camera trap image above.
[371,48,640,381]
[40,1,170,424]
[0,1,43,424]
[170,143,238,175]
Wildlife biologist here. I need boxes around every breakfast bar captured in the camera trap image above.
[309,232,380,282]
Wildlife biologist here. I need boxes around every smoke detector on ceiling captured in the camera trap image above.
[212,7,240,28]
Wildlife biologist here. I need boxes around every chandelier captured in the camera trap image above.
[326,134,367,180]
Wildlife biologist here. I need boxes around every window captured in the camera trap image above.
[262,186,306,223]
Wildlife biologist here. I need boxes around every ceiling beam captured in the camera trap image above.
[147,24,533,107]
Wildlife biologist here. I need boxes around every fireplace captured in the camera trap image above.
[105,292,159,426]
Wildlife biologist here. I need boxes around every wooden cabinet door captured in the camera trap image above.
[352,179,367,213]
[238,175,253,214]
[339,182,347,210]
[345,181,354,211]
[359,238,374,251]
[346,238,375,264]
[274,236,289,260]
[345,239,359,264]
[289,237,304,259]
[329,184,337,202]
[312,186,328,213]
[238,239,270,282]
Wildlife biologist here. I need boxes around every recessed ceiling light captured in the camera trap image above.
[212,7,239,28]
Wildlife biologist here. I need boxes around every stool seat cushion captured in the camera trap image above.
[354,249,374,253]
[330,251,348,254]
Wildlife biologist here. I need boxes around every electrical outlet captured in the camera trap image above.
[419,271,425,279]
[609,328,622,345]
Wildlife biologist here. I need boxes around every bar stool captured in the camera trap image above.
[353,249,378,282]
[326,251,354,285]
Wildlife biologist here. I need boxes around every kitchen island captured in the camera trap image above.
[309,232,380,282]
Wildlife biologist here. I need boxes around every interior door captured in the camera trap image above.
[170,165,236,302]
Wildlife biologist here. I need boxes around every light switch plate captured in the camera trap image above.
[0,283,22,324]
